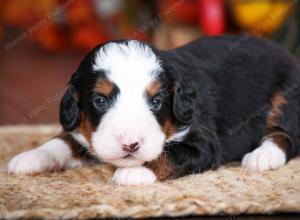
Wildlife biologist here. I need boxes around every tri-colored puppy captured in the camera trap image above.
[8,36,300,185]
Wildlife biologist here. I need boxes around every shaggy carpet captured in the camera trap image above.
[0,125,299,219]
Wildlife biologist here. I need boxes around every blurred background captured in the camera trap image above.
[0,0,299,125]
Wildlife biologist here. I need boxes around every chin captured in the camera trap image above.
[108,157,145,167]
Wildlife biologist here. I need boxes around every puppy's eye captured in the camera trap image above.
[150,96,162,111]
[94,96,108,109]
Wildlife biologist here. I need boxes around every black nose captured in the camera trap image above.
[122,142,139,153]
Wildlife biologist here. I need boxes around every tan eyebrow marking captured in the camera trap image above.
[147,80,161,97]
[95,79,115,96]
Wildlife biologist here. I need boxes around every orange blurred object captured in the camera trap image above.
[2,0,57,26]
[65,0,95,25]
[230,0,293,35]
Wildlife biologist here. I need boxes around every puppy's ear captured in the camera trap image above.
[173,80,196,125]
[157,51,196,125]
[59,84,80,131]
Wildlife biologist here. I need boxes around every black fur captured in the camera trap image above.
[59,84,80,131]
[157,36,300,177]
[172,80,196,125]
[62,36,300,178]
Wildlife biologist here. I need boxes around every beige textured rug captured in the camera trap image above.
[0,125,299,219]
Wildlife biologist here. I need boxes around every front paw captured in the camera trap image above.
[8,149,60,175]
[112,166,157,185]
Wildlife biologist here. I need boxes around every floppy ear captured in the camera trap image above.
[157,50,196,125]
[173,81,196,125]
[59,84,80,131]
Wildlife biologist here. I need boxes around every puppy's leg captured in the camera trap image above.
[111,153,173,185]
[8,132,89,175]
[112,166,157,185]
[242,90,299,171]
[242,133,289,171]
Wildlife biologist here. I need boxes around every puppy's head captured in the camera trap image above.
[60,40,195,167]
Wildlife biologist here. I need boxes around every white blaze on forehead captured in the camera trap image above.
[93,40,161,89]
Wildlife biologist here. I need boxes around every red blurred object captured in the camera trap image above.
[159,0,197,24]
[30,23,65,52]
[66,1,110,51]
[71,23,109,51]
[65,0,94,25]
[198,0,225,35]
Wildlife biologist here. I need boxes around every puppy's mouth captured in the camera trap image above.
[108,153,145,167]
[123,154,136,159]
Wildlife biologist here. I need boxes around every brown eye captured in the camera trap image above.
[94,95,108,109]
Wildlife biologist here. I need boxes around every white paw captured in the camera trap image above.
[112,166,157,185]
[8,149,60,175]
[242,139,286,172]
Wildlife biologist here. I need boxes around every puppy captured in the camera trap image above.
[8,36,300,185]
